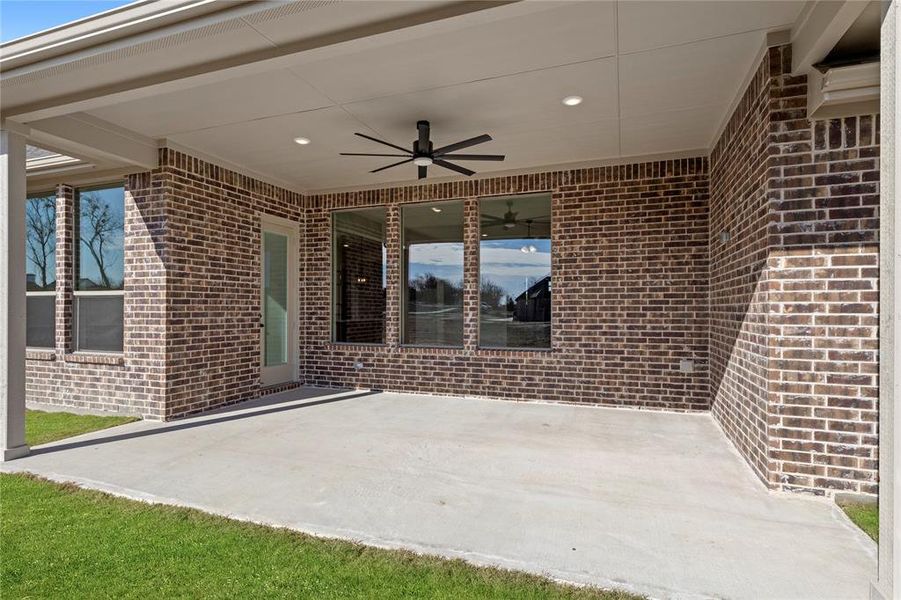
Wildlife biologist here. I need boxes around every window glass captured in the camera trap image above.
[75,184,125,352]
[263,231,289,366]
[402,200,464,347]
[76,185,125,291]
[479,194,551,349]
[25,194,56,291]
[333,207,387,344]
[25,193,57,348]
[26,296,55,348]
[76,296,124,353]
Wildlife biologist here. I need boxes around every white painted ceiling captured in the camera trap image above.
[79,0,805,192]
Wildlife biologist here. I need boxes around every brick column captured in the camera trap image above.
[462,196,480,353]
[384,203,400,347]
[54,184,74,354]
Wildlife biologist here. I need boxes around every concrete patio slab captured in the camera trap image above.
[2,388,876,599]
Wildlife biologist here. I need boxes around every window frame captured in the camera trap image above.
[399,198,465,349]
[476,192,553,352]
[25,190,58,349]
[73,183,126,354]
[330,205,388,346]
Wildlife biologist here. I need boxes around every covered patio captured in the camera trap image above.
[2,388,877,599]
[0,1,897,597]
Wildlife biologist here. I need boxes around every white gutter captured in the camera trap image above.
[0,0,246,70]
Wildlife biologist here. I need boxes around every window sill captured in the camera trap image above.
[64,352,125,366]
[25,349,56,361]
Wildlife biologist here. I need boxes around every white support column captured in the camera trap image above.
[0,127,29,461]
[877,2,900,598]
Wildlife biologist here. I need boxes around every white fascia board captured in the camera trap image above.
[0,0,235,70]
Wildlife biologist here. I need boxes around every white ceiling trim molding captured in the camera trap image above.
[808,61,880,118]
[161,139,305,195]
[708,30,790,155]
[306,148,709,196]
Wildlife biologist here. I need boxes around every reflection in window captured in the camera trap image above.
[75,185,125,352]
[333,207,387,344]
[402,200,464,347]
[479,194,551,349]
[25,193,57,348]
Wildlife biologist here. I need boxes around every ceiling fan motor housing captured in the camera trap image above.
[341,119,504,179]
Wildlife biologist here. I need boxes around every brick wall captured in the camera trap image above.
[710,44,880,497]
[709,44,775,483]
[25,176,168,418]
[304,162,710,410]
[161,149,304,418]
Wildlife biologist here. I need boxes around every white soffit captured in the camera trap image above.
[617,0,806,53]
[10,0,808,191]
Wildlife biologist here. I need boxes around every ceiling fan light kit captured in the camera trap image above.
[340,120,505,180]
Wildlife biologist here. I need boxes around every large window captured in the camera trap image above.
[75,185,125,352]
[332,207,387,344]
[479,194,551,349]
[25,193,57,348]
[401,200,464,347]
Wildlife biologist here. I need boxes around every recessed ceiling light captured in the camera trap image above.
[481,233,488,237]
[431,206,442,213]
[562,96,583,107]
[294,137,311,145]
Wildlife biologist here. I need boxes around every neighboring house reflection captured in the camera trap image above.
[513,275,551,323]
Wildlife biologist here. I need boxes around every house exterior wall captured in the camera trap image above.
[160,149,304,418]
[304,162,710,410]
[710,44,880,497]
[25,176,168,418]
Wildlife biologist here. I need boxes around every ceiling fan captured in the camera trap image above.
[340,120,504,179]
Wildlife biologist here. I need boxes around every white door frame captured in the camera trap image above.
[260,213,299,386]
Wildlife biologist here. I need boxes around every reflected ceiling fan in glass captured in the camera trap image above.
[340,120,505,179]
[481,201,550,236]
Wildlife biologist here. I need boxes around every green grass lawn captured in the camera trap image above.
[841,502,879,541]
[3,410,640,599]
[25,409,138,446]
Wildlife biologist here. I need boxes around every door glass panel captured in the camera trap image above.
[263,231,289,366]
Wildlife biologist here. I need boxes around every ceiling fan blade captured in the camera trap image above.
[418,165,427,180]
[439,154,505,161]
[340,152,411,157]
[355,132,411,154]
[370,158,413,173]
[433,134,492,156]
[433,159,475,177]
[417,120,430,151]
[481,215,507,223]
